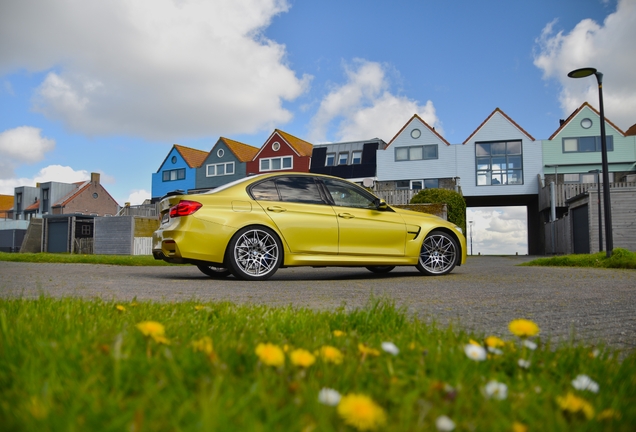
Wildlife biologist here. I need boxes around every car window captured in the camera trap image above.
[323,179,376,209]
[276,177,325,204]
[250,180,279,201]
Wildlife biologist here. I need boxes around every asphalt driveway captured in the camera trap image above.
[1,255,634,352]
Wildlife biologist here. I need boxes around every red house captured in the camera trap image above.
[246,129,313,175]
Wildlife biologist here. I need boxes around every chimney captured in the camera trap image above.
[91,172,100,184]
[559,119,565,126]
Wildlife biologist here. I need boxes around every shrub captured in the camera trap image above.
[410,188,466,232]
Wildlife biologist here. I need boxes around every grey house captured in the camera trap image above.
[194,137,259,192]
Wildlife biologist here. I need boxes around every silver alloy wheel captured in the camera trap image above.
[233,228,280,278]
[417,230,458,276]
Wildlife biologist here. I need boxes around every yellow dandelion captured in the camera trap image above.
[319,345,344,364]
[194,305,206,311]
[191,336,214,355]
[469,338,482,346]
[152,335,171,345]
[512,421,528,432]
[358,343,380,357]
[408,342,416,350]
[485,336,505,348]
[556,392,595,420]
[508,319,540,338]
[255,343,285,367]
[136,321,165,338]
[290,348,316,368]
[333,330,346,337]
[115,304,126,312]
[337,394,386,431]
[597,408,621,421]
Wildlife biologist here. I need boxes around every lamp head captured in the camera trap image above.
[568,67,598,79]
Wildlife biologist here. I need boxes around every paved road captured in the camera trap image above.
[1,256,635,352]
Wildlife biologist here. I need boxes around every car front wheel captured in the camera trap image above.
[196,264,231,278]
[226,226,282,281]
[416,230,458,276]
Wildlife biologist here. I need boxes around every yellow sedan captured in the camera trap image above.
[153,173,466,281]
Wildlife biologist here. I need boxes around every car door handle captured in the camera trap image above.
[338,213,355,219]
[267,206,287,213]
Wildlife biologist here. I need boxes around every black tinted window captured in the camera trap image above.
[250,180,279,201]
[276,177,324,204]
[323,179,376,208]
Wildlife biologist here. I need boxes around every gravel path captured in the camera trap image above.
[1,256,635,352]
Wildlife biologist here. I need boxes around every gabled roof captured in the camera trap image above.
[274,129,314,156]
[386,114,450,147]
[548,102,625,140]
[0,194,14,211]
[463,108,535,144]
[219,137,259,162]
[25,199,40,211]
[626,123,636,136]
[174,144,208,168]
[53,180,119,208]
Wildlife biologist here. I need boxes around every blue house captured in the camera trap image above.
[194,137,259,192]
[151,144,208,200]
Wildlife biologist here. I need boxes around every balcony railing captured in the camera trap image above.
[538,181,636,211]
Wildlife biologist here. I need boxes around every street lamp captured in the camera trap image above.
[468,220,474,255]
[588,169,603,253]
[568,67,613,257]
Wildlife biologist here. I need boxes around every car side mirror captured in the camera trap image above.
[375,198,388,210]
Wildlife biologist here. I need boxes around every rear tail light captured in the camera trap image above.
[169,200,202,217]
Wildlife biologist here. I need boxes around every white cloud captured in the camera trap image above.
[0,165,89,195]
[309,59,443,142]
[533,0,636,130]
[124,189,151,206]
[0,0,308,140]
[0,127,55,178]
[467,207,528,255]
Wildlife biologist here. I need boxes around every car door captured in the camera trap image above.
[250,176,339,254]
[321,178,406,256]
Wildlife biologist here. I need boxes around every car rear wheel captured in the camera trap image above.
[226,226,282,281]
[416,230,458,276]
[196,264,231,278]
[365,265,396,274]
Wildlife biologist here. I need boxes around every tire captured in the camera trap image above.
[416,230,459,276]
[226,226,283,281]
[365,265,396,274]
[196,264,231,278]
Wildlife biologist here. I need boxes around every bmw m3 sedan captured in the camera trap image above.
[152,173,466,281]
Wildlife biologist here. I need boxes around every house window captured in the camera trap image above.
[563,135,613,153]
[206,162,235,177]
[395,145,438,161]
[351,151,362,164]
[162,168,186,182]
[81,225,92,235]
[16,193,22,213]
[260,156,293,172]
[42,188,49,213]
[476,140,523,186]
[396,179,438,190]
[338,152,348,165]
[325,153,335,166]
[564,172,614,184]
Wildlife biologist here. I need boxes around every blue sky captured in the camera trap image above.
[1,0,634,254]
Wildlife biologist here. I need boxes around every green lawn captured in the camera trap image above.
[0,297,633,431]
[522,248,636,269]
[0,252,177,266]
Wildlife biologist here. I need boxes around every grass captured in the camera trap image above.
[1,297,634,431]
[522,247,636,269]
[0,252,178,266]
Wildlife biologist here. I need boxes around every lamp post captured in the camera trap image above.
[468,220,473,255]
[568,67,613,257]
[588,169,603,252]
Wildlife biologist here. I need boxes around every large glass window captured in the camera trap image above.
[260,156,293,172]
[476,140,523,186]
[325,153,335,166]
[338,152,348,165]
[563,135,614,153]
[351,151,362,164]
[397,179,439,190]
[206,162,235,177]
[249,177,324,204]
[395,145,438,161]
[163,168,186,182]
